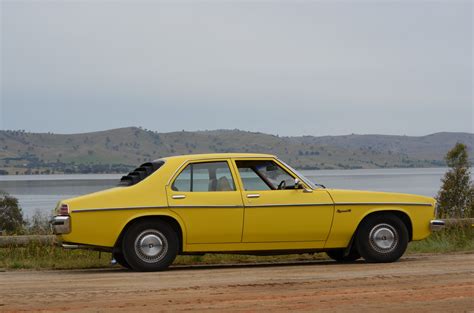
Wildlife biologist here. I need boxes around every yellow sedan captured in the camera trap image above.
[51,153,444,271]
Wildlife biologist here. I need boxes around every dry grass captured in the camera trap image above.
[1,224,471,270]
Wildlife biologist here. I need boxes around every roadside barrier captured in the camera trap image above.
[0,235,56,247]
[0,218,472,248]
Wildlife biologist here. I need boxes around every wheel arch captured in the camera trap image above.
[356,209,413,242]
[114,214,186,253]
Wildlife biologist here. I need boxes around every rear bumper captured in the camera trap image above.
[430,219,445,231]
[50,216,71,234]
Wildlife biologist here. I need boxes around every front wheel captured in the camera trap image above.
[355,214,408,263]
[122,220,179,271]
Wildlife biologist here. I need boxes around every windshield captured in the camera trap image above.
[278,159,319,190]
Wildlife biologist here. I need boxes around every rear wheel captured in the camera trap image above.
[122,220,179,271]
[356,213,408,263]
[326,247,360,262]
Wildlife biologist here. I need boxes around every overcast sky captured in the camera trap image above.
[1,0,472,136]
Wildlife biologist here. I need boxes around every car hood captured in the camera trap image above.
[325,189,435,206]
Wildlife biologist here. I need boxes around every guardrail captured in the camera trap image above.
[442,218,474,226]
[0,218,472,248]
[0,235,56,247]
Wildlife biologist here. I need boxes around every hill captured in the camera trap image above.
[0,127,472,174]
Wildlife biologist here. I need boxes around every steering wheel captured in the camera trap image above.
[277,180,286,190]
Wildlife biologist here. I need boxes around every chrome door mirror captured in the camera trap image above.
[295,178,313,193]
[294,178,302,189]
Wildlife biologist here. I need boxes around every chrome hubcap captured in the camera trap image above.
[369,223,398,253]
[134,229,168,263]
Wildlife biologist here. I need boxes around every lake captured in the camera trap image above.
[0,168,454,218]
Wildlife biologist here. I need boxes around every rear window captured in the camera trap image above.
[119,160,165,186]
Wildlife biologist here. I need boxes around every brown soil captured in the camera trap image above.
[1,253,473,312]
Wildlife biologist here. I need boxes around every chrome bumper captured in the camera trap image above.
[430,219,445,231]
[50,216,71,234]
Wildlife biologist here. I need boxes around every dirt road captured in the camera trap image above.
[1,253,473,312]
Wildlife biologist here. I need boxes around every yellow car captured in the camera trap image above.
[51,153,445,271]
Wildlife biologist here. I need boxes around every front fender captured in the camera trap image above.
[324,205,430,248]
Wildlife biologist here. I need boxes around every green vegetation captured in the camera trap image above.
[0,241,111,270]
[0,192,25,234]
[1,223,471,270]
[0,242,330,270]
[0,191,53,235]
[436,142,473,218]
[0,127,472,174]
[407,222,473,253]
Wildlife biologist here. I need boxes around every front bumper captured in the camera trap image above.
[430,219,445,231]
[50,216,71,234]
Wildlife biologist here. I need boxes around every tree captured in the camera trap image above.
[27,210,52,235]
[436,143,473,218]
[0,191,25,234]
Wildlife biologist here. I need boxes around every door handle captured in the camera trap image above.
[172,195,186,199]
[247,194,260,198]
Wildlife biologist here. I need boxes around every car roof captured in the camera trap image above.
[158,153,275,162]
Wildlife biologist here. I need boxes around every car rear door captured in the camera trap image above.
[166,159,244,244]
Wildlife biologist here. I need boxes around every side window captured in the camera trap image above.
[237,167,271,191]
[236,160,295,191]
[172,161,236,192]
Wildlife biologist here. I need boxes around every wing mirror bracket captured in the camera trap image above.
[295,178,313,193]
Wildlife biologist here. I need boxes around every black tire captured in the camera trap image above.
[112,251,131,269]
[356,213,408,263]
[326,247,361,262]
[122,220,179,271]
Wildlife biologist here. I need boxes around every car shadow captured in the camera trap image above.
[59,256,421,274]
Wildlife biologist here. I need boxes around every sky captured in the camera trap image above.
[1,0,473,137]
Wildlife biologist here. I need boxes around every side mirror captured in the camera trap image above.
[294,178,302,189]
[295,178,313,193]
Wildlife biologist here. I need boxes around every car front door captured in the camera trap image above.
[166,160,244,244]
[234,159,334,243]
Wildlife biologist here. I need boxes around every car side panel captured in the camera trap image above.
[183,240,326,252]
[60,209,188,248]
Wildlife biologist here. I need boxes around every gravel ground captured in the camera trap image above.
[1,252,473,312]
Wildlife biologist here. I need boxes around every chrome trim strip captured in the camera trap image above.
[71,201,432,213]
[72,206,168,213]
[170,205,242,209]
[246,203,334,208]
[335,202,433,207]
[72,205,242,212]
[165,157,255,186]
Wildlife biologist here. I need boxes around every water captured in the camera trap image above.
[0,168,454,218]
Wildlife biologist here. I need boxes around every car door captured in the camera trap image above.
[234,159,334,243]
[166,160,244,244]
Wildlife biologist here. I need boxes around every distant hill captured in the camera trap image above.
[0,127,472,174]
